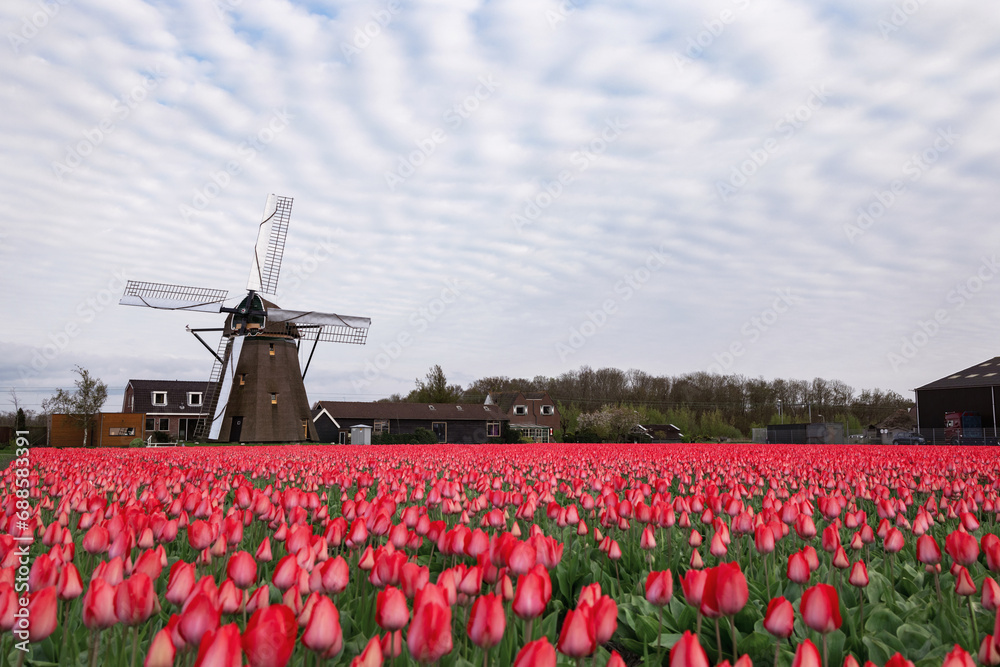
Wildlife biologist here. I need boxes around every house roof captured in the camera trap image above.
[313,401,508,422]
[488,392,522,414]
[916,357,1000,391]
[126,379,210,414]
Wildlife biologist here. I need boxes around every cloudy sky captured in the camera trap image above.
[3,0,999,414]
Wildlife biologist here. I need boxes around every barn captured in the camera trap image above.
[312,401,508,444]
[914,356,1000,443]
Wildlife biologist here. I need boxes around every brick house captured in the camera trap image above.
[312,401,508,444]
[485,391,560,442]
[122,379,208,441]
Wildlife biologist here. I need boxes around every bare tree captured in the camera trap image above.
[42,366,108,447]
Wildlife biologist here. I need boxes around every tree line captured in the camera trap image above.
[391,365,913,439]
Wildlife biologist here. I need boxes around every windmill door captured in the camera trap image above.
[230,416,244,442]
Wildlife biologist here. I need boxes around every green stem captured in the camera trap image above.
[967,593,979,653]
[822,633,828,667]
[730,615,738,662]
[131,626,139,667]
[715,617,723,663]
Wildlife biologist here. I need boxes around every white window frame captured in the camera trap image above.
[151,391,167,406]
[541,405,554,415]
[486,421,500,437]
[187,392,203,406]
[513,405,527,416]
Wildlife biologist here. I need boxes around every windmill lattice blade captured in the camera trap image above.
[120,281,228,312]
[247,194,292,295]
[268,308,370,344]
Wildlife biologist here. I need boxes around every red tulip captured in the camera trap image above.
[226,551,257,589]
[178,593,221,646]
[800,583,841,634]
[764,596,794,638]
[351,636,384,667]
[670,630,710,667]
[272,555,301,592]
[792,639,822,667]
[979,635,1000,666]
[467,592,506,649]
[242,603,298,667]
[607,650,628,667]
[885,653,915,667]
[755,524,776,554]
[83,524,111,554]
[27,586,58,643]
[983,534,1000,572]
[788,551,811,584]
[714,562,748,616]
[255,536,273,562]
[955,566,977,596]
[645,570,673,606]
[681,568,707,608]
[165,560,196,607]
[376,586,410,631]
[513,566,551,620]
[58,563,84,601]
[513,637,557,667]
[942,644,976,667]
[82,577,119,629]
[848,561,869,588]
[884,528,905,553]
[557,604,597,658]
[115,572,158,626]
[400,561,430,599]
[302,595,343,658]
[188,520,214,551]
[145,628,177,667]
[982,577,1000,611]
[946,531,980,567]
[592,595,618,645]
[194,623,242,667]
[916,534,942,565]
[0,583,18,632]
[407,583,453,664]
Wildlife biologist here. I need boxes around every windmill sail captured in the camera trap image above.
[119,281,228,312]
[267,308,371,344]
[247,194,292,295]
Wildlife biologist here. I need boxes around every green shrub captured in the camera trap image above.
[129,438,145,448]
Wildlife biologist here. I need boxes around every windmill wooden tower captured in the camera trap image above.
[120,194,370,442]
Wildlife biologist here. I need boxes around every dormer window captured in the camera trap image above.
[541,405,554,416]
[513,405,527,416]
[152,392,167,406]
[188,392,203,406]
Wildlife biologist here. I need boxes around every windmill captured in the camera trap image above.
[119,194,370,442]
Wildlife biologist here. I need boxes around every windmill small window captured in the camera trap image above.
[239,374,246,386]
[271,393,278,405]
[269,343,275,357]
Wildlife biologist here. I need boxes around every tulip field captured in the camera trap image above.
[3,443,1000,667]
